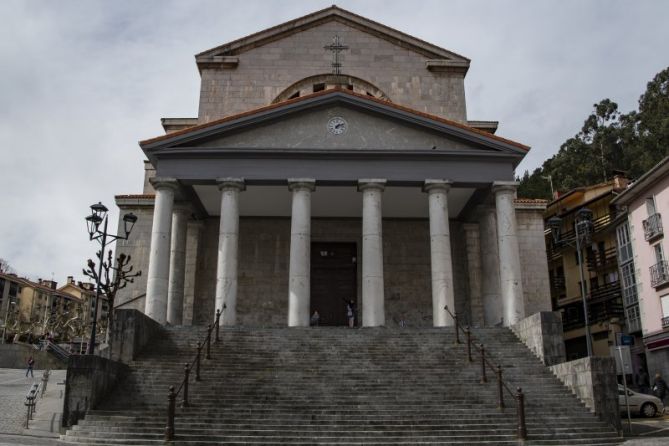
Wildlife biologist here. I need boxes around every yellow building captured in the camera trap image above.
[545,177,628,359]
[0,272,84,340]
[58,277,109,326]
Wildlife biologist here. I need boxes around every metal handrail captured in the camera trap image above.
[24,381,42,429]
[165,308,222,441]
[445,306,527,440]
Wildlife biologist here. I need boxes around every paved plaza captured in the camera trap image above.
[0,368,65,443]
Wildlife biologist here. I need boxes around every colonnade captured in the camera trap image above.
[143,177,525,327]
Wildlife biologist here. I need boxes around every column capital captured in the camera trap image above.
[149,177,179,192]
[358,179,386,192]
[216,178,245,192]
[492,181,519,194]
[173,202,193,214]
[288,178,316,192]
[423,179,452,193]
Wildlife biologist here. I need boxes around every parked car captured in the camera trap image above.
[618,385,665,417]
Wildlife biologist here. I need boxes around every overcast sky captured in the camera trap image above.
[1,0,667,284]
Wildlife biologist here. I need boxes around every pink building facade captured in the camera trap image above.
[613,157,669,379]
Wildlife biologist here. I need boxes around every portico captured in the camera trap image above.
[136,89,531,328]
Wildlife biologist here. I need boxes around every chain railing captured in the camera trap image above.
[444,306,527,440]
[165,308,222,441]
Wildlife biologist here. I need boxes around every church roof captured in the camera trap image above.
[195,5,469,72]
[140,87,529,153]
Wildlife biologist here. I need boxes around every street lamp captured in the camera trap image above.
[85,202,137,355]
[548,207,594,357]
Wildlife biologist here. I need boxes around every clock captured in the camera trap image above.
[327,116,348,135]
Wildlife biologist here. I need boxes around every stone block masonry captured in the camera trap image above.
[550,356,621,432]
[198,21,467,123]
[511,311,566,366]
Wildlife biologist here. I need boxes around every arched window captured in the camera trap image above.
[273,74,389,103]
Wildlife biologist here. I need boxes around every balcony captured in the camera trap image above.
[663,316,669,328]
[643,213,663,241]
[650,261,669,288]
[560,282,624,331]
[587,246,619,271]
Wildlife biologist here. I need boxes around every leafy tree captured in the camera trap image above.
[518,66,669,198]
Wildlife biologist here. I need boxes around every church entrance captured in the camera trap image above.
[310,242,357,326]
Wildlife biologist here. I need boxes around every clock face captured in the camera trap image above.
[327,117,348,135]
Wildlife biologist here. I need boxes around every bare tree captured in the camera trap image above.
[0,257,14,274]
[83,251,141,344]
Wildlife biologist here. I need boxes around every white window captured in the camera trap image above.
[646,196,657,216]
[662,295,669,318]
[654,243,664,264]
[616,223,633,263]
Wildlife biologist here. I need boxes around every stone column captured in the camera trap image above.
[423,180,455,327]
[145,177,179,324]
[215,178,245,326]
[493,181,525,326]
[358,179,386,327]
[183,220,204,326]
[463,223,484,327]
[287,179,316,327]
[166,204,190,325]
[478,205,502,326]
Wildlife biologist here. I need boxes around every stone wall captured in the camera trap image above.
[194,217,469,327]
[516,205,552,317]
[114,199,155,312]
[549,357,621,432]
[62,355,128,428]
[198,20,467,123]
[0,344,66,369]
[511,312,566,366]
[106,309,164,364]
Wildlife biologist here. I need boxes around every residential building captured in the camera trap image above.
[58,276,109,326]
[544,177,629,359]
[611,157,669,379]
[0,272,84,339]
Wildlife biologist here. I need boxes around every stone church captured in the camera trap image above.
[114,5,551,329]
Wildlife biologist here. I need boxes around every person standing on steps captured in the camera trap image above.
[310,310,320,326]
[26,356,35,378]
[345,299,356,328]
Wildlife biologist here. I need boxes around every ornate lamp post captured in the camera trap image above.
[85,202,137,355]
[548,208,594,357]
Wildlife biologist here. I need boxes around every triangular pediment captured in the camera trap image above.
[195,6,469,71]
[141,90,528,165]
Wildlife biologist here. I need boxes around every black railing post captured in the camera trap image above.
[480,344,487,383]
[453,312,460,344]
[497,365,505,410]
[517,387,527,440]
[195,342,201,381]
[182,363,190,408]
[165,386,175,441]
[206,324,212,360]
[215,309,221,343]
[465,326,472,362]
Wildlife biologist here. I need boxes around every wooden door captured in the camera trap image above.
[310,242,357,326]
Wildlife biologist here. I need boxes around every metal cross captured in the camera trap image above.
[324,35,349,76]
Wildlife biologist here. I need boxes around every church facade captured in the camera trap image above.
[114,6,551,329]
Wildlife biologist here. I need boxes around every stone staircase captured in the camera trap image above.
[61,326,622,445]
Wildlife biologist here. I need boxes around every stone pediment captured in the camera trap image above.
[195,5,469,73]
[140,89,529,164]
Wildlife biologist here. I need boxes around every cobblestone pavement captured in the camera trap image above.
[0,367,66,445]
[0,368,36,434]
